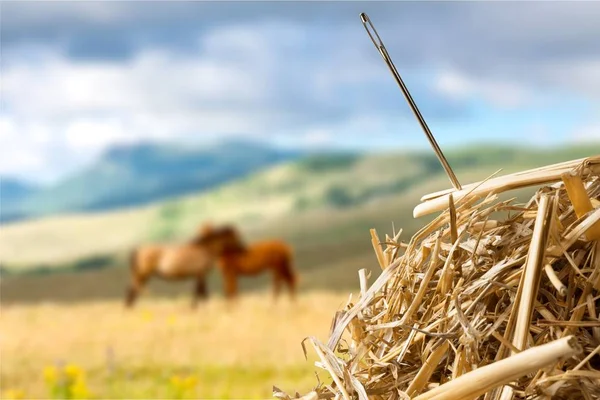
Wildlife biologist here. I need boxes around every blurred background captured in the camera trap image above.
[1,1,599,399]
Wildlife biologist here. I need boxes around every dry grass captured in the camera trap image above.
[1,292,348,399]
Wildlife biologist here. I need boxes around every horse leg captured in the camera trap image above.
[272,270,282,302]
[223,268,238,302]
[191,276,208,309]
[281,257,297,301]
[125,275,147,308]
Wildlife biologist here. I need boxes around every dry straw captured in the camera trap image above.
[274,155,600,400]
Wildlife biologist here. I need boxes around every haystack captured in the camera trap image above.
[275,156,600,400]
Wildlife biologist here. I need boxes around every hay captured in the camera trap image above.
[275,156,600,400]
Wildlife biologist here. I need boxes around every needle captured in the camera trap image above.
[360,12,462,191]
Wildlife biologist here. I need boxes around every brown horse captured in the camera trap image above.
[124,224,228,308]
[196,225,298,301]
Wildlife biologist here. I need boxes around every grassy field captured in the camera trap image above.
[1,292,349,399]
[1,172,530,304]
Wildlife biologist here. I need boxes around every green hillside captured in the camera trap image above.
[1,144,598,303]
[0,140,301,223]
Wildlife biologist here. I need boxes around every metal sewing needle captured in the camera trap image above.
[360,12,462,191]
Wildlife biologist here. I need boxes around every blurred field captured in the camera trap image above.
[0,292,348,399]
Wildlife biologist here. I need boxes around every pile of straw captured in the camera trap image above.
[275,156,600,400]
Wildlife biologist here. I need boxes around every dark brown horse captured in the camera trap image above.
[196,225,298,301]
[124,224,229,308]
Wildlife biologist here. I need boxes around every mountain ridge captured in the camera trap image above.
[0,139,303,223]
[2,140,597,225]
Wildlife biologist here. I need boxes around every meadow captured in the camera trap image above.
[1,292,349,399]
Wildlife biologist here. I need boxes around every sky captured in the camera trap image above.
[1,1,599,183]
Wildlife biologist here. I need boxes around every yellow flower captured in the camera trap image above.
[169,375,182,387]
[141,310,154,322]
[183,376,198,389]
[64,364,84,380]
[70,379,91,399]
[43,365,58,385]
[3,389,25,400]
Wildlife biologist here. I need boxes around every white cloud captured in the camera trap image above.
[434,70,533,108]
[0,118,55,179]
[1,22,389,182]
[572,123,600,142]
[64,119,129,151]
[1,26,280,181]
[2,46,273,180]
[3,4,599,183]
[302,128,333,148]
[2,49,266,121]
[541,59,600,101]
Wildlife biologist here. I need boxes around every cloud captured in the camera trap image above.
[572,123,600,143]
[434,70,533,109]
[0,117,81,182]
[64,119,129,151]
[0,118,46,173]
[1,21,412,181]
[5,2,600,72]
[302,129,334,148]
[0,49,270,180]
[540,59,600,100]
[2,2,600,182]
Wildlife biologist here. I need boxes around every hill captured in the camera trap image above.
[0,178,39,202]
[1,143,596,270]
[0,178,41,223]
[0,140,302,223]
